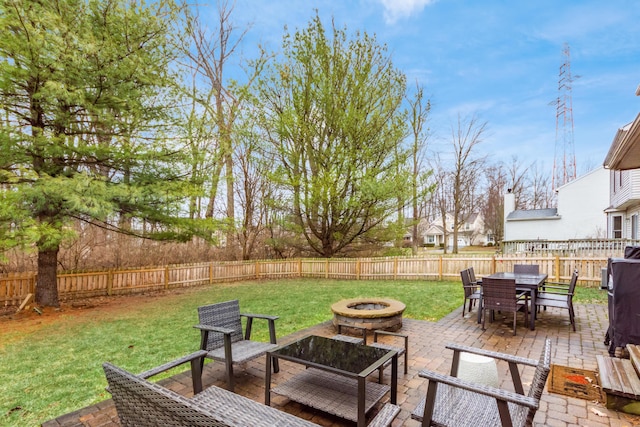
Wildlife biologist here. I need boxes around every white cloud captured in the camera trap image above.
[379,0,437,24]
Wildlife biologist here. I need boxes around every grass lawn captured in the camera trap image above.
[0,278,606,427]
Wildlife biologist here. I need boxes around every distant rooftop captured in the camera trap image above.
[506,208,559,221]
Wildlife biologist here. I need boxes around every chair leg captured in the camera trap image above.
[225,359,234,392]
[569,305,576,332]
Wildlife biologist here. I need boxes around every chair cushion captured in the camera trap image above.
[206,339,278,364]
[411,384,529,427]
[192,385,319,427]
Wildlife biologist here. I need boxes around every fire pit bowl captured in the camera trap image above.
[331,298,405,333]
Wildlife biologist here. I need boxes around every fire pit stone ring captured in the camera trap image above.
[331,298,405,333]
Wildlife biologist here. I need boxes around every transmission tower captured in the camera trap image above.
[552,43,577,191]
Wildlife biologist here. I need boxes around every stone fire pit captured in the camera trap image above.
[331,298,405,332]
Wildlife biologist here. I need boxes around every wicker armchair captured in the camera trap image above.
[535,269,578,331]
[104,361,320,427]
[194,300,279,392]
[104,359,400,427]
[481,277,529,335]
[411,338,552,427]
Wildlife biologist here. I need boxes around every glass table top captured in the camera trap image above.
[271,335,392,375]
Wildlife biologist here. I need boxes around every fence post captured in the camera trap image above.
[491,255,497,274]
[438,256,443,280]
[298,259,302,277]
[555,255,561,281]
[209,263,213,285]
[356,259,361,280]
[107,270,113,296]
[164,266,169,290]
[325,259,329,279]
[256,261,260,280]
[393,258,398,280]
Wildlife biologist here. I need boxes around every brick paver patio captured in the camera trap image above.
[43,303,640,427]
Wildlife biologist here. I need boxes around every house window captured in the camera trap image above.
[613,215,623,239]
[633,214,638,240]
[427,235,435,244]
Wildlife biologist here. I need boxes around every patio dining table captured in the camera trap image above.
[478,272,548,330]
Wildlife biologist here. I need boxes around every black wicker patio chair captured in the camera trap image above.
[194,299,279,392]
[513,264,540,274]
[411,338,552,427]
[481,277,529,335]
[461,268,482,317]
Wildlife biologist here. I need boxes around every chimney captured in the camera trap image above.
[504,189,515,240]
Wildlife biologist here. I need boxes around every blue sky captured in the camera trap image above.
[223,0,640,175]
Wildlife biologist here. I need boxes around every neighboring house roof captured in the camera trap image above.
[604,112,640,170]
[506,208,559,221]
[424,224,445,235]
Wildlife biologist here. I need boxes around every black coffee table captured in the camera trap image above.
[265,335,398,427]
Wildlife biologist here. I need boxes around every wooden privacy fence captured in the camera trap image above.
[0,254,609,306]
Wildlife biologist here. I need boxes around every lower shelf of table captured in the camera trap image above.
[271,367,390,422]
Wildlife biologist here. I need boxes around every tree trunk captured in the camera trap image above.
[35,246,60,307]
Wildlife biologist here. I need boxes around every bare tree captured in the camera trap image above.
[505,156,530,210]
[528,161,554,209]
[180,0,268,256]
[406,82,433,254]
[449,114,487,254]
[480,163,508,244]
[429,156,452,253]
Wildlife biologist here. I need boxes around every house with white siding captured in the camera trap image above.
[603,112,640,239]
[503,166,609,241]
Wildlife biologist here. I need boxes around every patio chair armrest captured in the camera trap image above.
[240,314,278,343]
[241,313,279,321]
[367,403,400,427]
[538,289,572,296]
[373,330,408,349]
[543,281,569,287]
[445,343,538,367]
[373,330,407,339]
[418,370,539,409]
[137,350,208,380]
[193,324,235,335]
[336,323,368,343]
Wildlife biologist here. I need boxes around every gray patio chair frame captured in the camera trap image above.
[481,277,529,335]
[194,299,279,392]
[535,269,578,331]
[104,360,400,427]
[411,338,552,427]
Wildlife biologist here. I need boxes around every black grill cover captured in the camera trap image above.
[607,258,640,356]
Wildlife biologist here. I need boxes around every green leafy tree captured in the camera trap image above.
[0,0,196,306]
[253,13,408,257]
